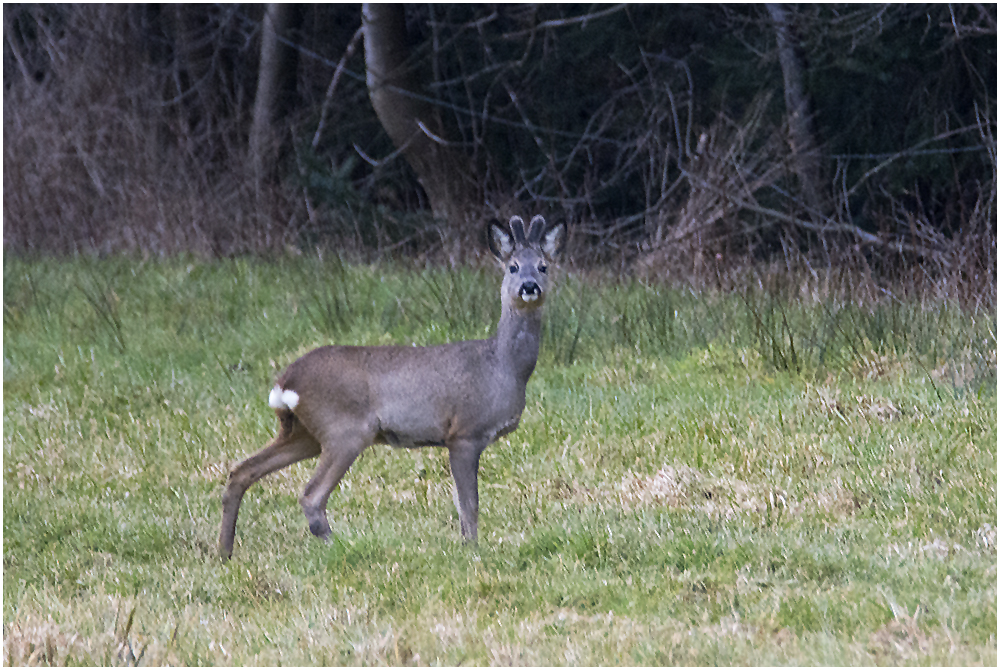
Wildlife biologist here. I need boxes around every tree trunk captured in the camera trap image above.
[250,3,299,195]
[361,3,478,230]
[767,3,824,216]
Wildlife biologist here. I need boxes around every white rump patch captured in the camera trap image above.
[268,385,300,411]
[281,389,300,410]
[268,386,282,408]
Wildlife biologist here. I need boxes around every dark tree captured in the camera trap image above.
[362,3,479,232]
[766,3,824,217]
[250,4,301,196]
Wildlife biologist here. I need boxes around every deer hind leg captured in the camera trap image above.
[298,430,370,540]
[219,413,320,559]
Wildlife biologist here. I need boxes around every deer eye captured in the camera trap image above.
[538,263,548,274]
[509,263,519,274]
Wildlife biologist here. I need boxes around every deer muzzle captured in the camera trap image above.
[518,281,543,304]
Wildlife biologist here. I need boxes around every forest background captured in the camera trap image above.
[3,3,996,299]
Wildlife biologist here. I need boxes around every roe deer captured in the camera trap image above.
[219,215,566,559]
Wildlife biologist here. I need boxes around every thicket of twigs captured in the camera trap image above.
[3,5,996,307]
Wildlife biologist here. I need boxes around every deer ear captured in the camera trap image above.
[526,215,546,244]
[487,220,514,260]
[508,216,527,246]
[541,222,566,260]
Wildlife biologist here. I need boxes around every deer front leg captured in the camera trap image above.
[448,441,484,542]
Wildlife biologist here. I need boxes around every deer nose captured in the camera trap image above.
[519,281,541,302]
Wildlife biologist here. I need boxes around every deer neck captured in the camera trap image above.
[493,304,543,384]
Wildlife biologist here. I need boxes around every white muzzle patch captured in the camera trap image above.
[268,385,300,411]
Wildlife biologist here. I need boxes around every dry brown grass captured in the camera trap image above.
[3,6,295,257]
[617,462,858,522]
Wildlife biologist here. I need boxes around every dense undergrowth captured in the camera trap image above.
[3,256,996,665]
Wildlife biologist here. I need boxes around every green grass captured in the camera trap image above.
[3,255,996,665]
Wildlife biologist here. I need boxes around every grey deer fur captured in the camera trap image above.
[219,215,566,559]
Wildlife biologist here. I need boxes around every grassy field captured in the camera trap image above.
[3,255,996,665]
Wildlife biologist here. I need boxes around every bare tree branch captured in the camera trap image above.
[312,25,364,150]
